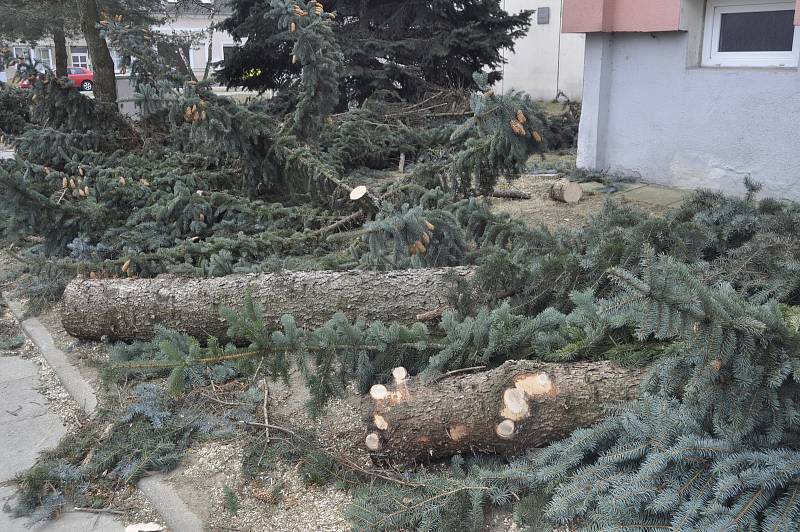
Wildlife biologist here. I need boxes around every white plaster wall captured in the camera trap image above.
[500,0,585,100]
[156,14,240,78]
[578,31,800,200]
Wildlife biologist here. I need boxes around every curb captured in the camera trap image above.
[3,294,205,532]
[5,298,98,414]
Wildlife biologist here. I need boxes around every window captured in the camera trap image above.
[222,45,237,65]
[702,0,800,67]
[537,7,550,25]
[33,47,52,71]
[12,47,29,61]
[71,46,89,68]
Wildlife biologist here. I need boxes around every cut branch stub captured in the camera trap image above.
[350,185,368,201]
[495,419,515,439]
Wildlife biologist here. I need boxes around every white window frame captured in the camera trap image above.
[33,47,52,71]
[12,46,29,60]
[702,0,800,67]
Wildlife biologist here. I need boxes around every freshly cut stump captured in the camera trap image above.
[550,179,583,204]
[363,360,645,465]
[62,267,473,342]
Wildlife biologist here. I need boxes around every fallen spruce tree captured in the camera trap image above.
[62,267,473,341]
[363,361,645,464]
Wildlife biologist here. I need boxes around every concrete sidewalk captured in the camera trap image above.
[0,355,125,531]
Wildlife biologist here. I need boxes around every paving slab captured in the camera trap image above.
[0,358,65,482]
[618,184,692,207]
[5,299,97,414]
[1,485,125,532]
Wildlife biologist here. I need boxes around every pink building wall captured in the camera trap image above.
[563,0,800,32]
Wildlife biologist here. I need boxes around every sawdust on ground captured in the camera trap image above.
[491,174,670,231]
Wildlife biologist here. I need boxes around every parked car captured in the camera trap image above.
[18,67,94,91]
[67,67,94,91]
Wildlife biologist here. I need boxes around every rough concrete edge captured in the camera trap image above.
[1,293,205,532]
[4,296,98,415]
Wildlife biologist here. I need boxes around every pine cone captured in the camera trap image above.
[121,259,131,273]
[516,110,527,124]
[509,119,526,137]
[532,131,543,143]
[424,220,435,231]
[62,177,68,189]
[291,21,297,32]
[119,176,126,186]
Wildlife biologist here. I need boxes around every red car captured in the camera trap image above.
[67,67,94,91]
[18,67,94,91]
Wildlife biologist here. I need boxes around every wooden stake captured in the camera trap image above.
[261,378,270,444]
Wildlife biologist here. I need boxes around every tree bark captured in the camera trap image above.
[78,0,117,103]
[52,26,68,78]
[363,360,646,465]
[61,267,473,342]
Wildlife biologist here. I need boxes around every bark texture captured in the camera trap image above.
[62,267,473,342]
[78,0,117,103]
[52,27,68,78]
[363,360,645,465]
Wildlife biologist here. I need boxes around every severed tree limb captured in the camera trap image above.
[61,267,474,342]
[319,210,366,236]
[489,190,531,200]
[363,360,646,465]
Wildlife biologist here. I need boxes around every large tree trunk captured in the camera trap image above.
[78,0,117,103]
[52,26,68,78]
[363,360,645,465]
[61,268,472,342]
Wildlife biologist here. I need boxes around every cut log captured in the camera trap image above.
[363,360,645,465]
[61,267,473,342]
[550,179,583,204]
[489,190,531,200]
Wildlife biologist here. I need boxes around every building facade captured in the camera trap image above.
[564,0,800,200]
[501,0,585,101]
[5,3,239,84]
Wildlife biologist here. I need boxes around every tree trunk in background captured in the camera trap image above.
[52,26,68,78]
[78,0,117,103]
[61,267,473,342]
[363,360,646,465]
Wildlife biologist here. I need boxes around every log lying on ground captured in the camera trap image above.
[550,179,583,203]
[489,190,531,200]
[62,267,473,342]
[363,360,646,464]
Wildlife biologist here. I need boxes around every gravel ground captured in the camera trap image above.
[491,173,670,230]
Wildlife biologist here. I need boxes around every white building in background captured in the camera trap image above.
[500,1,585,101]
[5,2,239,84]
[563,0,800,200]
